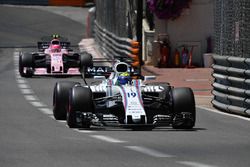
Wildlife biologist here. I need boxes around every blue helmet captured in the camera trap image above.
[118,72,131,85]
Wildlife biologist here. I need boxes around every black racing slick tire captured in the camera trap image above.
[19,53,34,77]
[79,52,93,74]
[67,86,94,128]
[80,52,93,67]
[171,87,196,129]
[53,81,80,120]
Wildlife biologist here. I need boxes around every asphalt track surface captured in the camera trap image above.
[0,5,250,167]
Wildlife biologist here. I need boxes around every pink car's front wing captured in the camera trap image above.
[23,67,81,76]
[34,68,81,75]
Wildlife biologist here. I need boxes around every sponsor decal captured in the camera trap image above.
[87,66,110,73]
[120,85,146,123]
[143,86,163,92]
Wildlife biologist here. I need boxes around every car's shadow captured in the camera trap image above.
[77,126,207,132]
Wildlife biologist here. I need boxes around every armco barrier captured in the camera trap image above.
[212,54,250,116]
[94,21,139,67]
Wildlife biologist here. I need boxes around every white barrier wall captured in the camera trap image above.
[153,0,214,67]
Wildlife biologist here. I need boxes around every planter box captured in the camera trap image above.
[49,0,86,6]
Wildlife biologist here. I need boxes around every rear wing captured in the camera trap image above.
[85,58,114,77]
[37,41,71,51]
[40,35,69,42]
[86,66,112,77]
[84,58,139,78]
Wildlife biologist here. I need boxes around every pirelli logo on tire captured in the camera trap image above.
[49,0,87,6]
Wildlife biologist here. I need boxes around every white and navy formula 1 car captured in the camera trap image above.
[53,61,196,130]
[19,35,92,77]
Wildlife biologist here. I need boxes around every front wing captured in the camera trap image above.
[22,67,81,76]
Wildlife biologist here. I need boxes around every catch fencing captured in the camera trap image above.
[213,0,250,116]
[214,0,250,57]
[95,0,128,38]
[94,0,139,63]
[95,21,139,63]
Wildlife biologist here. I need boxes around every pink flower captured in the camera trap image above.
[147,0,192,20]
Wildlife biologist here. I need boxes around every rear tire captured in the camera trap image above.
[53,81,79,120]
[67,86,94,128]
[171,87,196,129]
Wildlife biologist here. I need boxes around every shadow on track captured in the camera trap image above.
[76,126,207,132]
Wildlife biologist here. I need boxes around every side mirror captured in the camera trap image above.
[144,75,156,81]
[94,76,106,80]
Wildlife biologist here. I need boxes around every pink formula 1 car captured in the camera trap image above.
[19,36,92,77]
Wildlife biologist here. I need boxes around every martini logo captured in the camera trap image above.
[87,66,110,73]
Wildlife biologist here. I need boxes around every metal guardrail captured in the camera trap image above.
[212,54,250,116]
[94,21,139,63]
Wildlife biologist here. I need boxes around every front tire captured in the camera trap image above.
[19,53,34,77]
[79,52,93,76]
[171,87,196,129]
[67,86,94,128]
[53,81,79,120]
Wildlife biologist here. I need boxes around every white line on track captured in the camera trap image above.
[125,146,174,158]
[18,84,30,89]
[197,106,250,122]
[90,135,127,143]
[15,75,22,79]
[177,161,218,167]
[13,52,19,58]
[16,79,27,84]
[13,57,19,61]
[29,101,46,107]
[24,95,38,101]
[20,88,34,94]
[38,108,53,115]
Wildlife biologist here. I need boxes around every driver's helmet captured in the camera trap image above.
[51,39,60,45]
[117,72,131,85]
[51,44,61,52]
